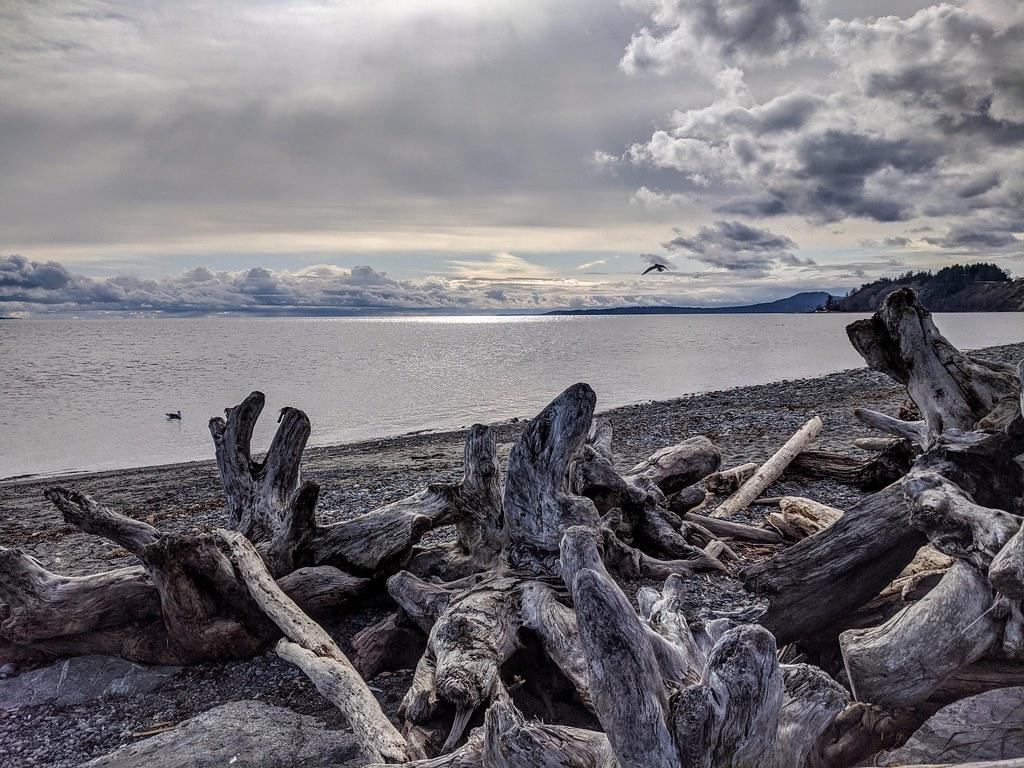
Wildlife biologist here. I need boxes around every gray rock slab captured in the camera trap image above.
[81,700,364,768]
[0,655,180,710]
[878,686,1024,765]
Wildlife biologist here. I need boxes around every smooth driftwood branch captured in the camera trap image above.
[854,407,928,447]
[220,530,408,764]
[683,512,783,545]
[711,417,823,518]
[847,288,1019,445]
[44,487,160,557]
[570,567,678,768]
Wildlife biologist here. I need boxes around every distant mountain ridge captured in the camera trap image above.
[545,291,831,316]
[828,263,1024,312]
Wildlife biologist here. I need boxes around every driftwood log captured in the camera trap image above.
[711,416,822,518]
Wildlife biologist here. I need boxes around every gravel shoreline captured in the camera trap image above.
[2,341,1022,767]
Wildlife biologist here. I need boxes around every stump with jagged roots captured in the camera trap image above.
[360,382,733,757]
[847,287,1019,447]
[210,391,502,578]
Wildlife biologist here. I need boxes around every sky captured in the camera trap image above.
[1,0,1022,314]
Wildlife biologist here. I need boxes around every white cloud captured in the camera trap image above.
[447,252,556,279]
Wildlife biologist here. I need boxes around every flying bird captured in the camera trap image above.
[642,263,670,275]
[166,410,182,420]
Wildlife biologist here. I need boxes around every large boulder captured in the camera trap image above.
[0,655,179,711]
[877,687,1024,765]
[81,700,364,768]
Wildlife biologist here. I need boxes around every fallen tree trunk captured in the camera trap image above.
[743,483,925,644]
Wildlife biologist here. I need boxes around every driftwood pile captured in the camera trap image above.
[1,287,1022,767]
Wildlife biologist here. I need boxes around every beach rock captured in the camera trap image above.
[0,655,180,711]
[876,687,1024,765]
[80,700,364,767]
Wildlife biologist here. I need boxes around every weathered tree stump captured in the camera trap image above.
[847,287,1019,447]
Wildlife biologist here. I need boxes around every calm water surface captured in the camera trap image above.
[2,313,1021,478]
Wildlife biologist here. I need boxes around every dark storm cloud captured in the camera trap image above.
[0,254,72,289]
[662,220,808,275]
[621,0,817,74]
[626,1,1024,250]
[2,1,1020,300]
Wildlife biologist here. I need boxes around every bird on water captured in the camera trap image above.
[642,263,669,274]
[166,410,182,420]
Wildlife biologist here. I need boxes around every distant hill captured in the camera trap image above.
[829,263,1024,312]
[545,291,831,316]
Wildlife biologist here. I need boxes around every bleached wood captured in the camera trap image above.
[855,407,927,447]
[683,512,783,544]
[502,383,600,573]
[847,288,1019,444]
[904,471,1022,569]
[219,529,408,764]
[766,496,844,540]
[711,417,823,518]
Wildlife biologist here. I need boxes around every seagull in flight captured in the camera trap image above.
[642,263,670,275]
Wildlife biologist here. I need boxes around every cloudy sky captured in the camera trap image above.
[1,0,1021,314]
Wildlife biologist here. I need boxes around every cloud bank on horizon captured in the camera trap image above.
[1,0,1021,314]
